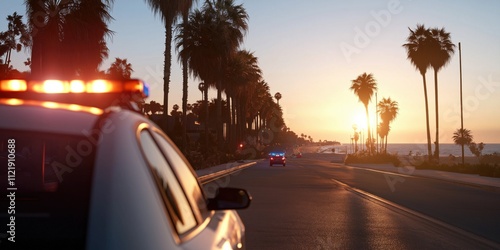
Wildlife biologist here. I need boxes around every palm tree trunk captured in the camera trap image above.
[422,73,432,161]
[204,86,209,154]
[385,134,388,154]
[434,69,440,162]
[181,15,189,154]
[6,49,11,69]
[163,22,173,134]
[216,81,223,150]
[461,144,465,165]
[365,105,371,155]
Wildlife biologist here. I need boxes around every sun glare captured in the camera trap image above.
[352,110,377,133]
[353,113,366,130]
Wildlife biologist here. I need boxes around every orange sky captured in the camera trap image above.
[2,1,499,143]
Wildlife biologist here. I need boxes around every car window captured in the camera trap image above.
[139,130,197,235]
[151,130,208,217]
[0,130,95,250]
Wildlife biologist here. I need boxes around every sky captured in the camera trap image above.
[1,0,500,144]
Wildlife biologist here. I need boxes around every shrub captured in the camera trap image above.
[414,161,500,178]
[345,153,401,166]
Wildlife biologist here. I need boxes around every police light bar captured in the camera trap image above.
[0,79,149,97]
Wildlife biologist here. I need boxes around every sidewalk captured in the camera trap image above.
[347,163,500,189]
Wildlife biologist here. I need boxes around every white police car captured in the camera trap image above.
[0,79,250,250]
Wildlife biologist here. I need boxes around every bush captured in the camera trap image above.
[345,153,401,167]
[415,161,500,178]
[480,153,500,165]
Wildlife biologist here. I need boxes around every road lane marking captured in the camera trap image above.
[331,178,500,249]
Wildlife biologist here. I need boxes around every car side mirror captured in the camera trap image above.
[207,187,251,210]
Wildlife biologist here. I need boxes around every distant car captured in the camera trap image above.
[0,79,251,250]
[269,151,286,166]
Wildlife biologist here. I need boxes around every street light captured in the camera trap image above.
[274,92,282,105]
[198,82,205,100]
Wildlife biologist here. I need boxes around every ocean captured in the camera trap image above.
[331,143,500,157]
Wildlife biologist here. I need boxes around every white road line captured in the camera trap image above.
[331,178,500,249]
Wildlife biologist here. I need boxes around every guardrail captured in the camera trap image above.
[197,161,256,185]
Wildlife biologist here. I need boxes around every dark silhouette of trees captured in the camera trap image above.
[469,142,484,159]
[377,97,399,153]
[25,0,114,78]
[0,12,30,74]
[403,24,433,161]
[176,0,248,149]
[107,58,133,79]
[428,27,455,160]
[452,128,473,165]
[350,72,377,154]
[403,24,455,162]
[144,0,195,131]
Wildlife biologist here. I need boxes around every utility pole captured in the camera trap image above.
[375,91,378,154]
[459,42,465,165]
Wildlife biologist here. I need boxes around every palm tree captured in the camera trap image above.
[206,0,248,148]
[429,27,455,160]
[377,97,399,152]
[177,0,248,149]
[25,0,114,78]
[350,72,378,154]
[177,1,196,152]
[452,128,473,165]
[403,24,433,161]
[378,121,390,153]
[225,50,262,148]
[107,57,133,79]
[0,12,30,70]
[144,0,194,132]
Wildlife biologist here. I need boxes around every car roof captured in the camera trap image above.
[0,98,102,135]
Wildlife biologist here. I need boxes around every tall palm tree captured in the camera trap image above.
[378,97,399,153]
[452,128,473,165]
[144,0,193,132]
[246,80,270,133]
[378,121,390,153]
[0,12,30,70]
[225,50,261,147]
[177,1,196,153]
[429,27,455,160]
[25,0,114,78]
[177,0,248,149]
[206,0,248,148]
[350,72,377,154]
[403,24,433,161]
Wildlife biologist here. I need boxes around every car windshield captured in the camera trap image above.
[0,130,95,249]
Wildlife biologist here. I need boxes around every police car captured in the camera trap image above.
[0,79,251,250]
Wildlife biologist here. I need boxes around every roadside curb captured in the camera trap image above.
[196,161,257,185]
[344,163,500,192]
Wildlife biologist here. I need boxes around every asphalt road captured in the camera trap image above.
[220,154,500,250]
